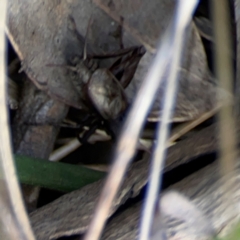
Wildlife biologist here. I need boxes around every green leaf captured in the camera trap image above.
[14,155,106,192]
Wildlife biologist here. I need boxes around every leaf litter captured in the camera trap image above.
[4,0,240,239]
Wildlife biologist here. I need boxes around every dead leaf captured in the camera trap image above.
[94,0,176,52]
[194,16,213,41]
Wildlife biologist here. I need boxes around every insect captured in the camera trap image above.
[49,17,145,143]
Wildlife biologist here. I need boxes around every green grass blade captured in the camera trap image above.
[15,155,106,192]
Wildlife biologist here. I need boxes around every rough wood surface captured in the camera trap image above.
[12,78,68,159]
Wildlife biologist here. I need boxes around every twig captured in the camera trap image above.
[169,106,221,143]
[49,132,111,162]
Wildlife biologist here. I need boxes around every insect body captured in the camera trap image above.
[51,17,145,142]
[65,55,129,121]
[66,43,144,113]
[88,68,127,120]
[69,45,145,142]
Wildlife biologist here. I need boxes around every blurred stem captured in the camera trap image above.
[0,0,36,239]
[212,0,237,177]
[211,0,237,230]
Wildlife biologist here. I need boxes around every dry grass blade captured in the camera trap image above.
[0,1,35,240]
[169,106,220,143]
[139,1,199,240]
